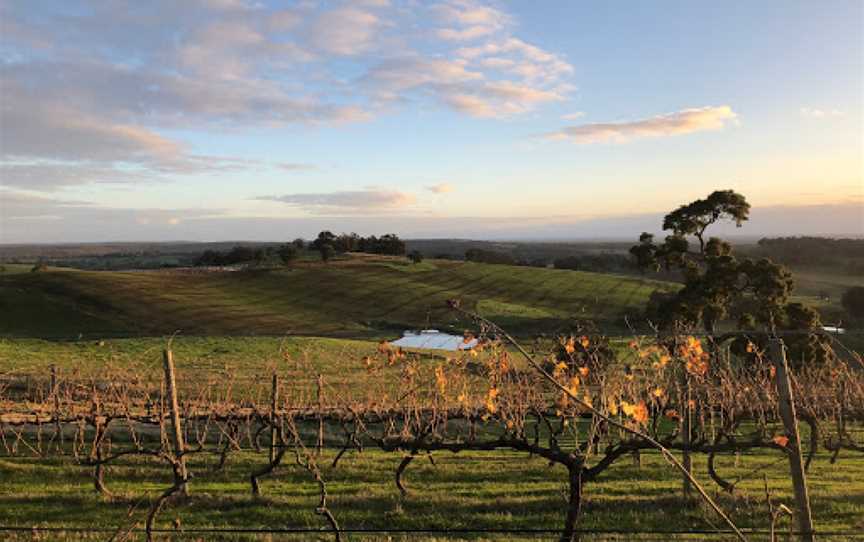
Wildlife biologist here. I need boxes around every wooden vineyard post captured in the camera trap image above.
[682,373,693,499]
[317,374,324,456]
[162,349,189,496]
[769,338,815,542]
[51,365,63,453]
[270,373,279,463]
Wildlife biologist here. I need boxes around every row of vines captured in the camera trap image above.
[1,309,863,541]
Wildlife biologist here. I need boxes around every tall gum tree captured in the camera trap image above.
[630,190,829,365]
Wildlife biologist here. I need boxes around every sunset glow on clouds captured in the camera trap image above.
[546,106,738,144]
[0,1,861,241]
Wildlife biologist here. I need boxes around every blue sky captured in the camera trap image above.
[1,0,862,242]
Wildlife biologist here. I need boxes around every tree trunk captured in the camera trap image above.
[560,465,584,542]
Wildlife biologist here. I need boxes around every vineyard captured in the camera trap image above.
[1,305,863,541]
[0,258,671,338]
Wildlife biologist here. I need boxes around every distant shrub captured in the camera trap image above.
[277,244,298,265]
[842,286,864,320]
[553,256,581,271]
[465,249,515,265]
[194,246,259,267]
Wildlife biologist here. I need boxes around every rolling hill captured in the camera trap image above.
[0,255,673,339]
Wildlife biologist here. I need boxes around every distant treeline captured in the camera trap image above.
[314,231,406,256]
[552,254,634,273]
[193,232,406,266]
[5,253,203,271]
[195,245,282,267]
[460,247,635,273]
[754,237,864,274]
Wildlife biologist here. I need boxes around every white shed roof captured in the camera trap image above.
[391,330,478,351]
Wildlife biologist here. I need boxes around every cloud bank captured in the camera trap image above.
[255,189,416,214]
[426,183,455,194]
[0,0,575,192]
[3,191,861,244]
[547,106,737,144]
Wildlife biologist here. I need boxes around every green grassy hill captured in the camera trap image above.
[0,255,673,339]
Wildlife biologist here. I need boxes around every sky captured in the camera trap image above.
[0,0,862,243]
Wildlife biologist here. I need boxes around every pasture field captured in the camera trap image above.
[788,267,864,322]
[0,256,672,339]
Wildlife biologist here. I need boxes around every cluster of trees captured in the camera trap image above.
[755,236,864,274]
[193,232,407,266]
[464,248,516,265]
[629,189,829,364]
[842,287,864,323]
[310,231,406,262]
[195,241,305,267]
[553,254,634,273]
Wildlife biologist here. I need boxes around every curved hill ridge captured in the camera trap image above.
[0,257,673,339]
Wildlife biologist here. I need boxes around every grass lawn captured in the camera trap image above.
[0,447,862,541]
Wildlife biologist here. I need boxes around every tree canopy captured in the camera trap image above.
[842,286,864,321]
[630,190,827,365]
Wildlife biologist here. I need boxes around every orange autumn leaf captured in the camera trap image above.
[632,401,649,424]
[434,366,447,395]
[566,376,580,396]
[773,435,790,448]
[553,361,568,378]
[485,387,499,413]
[578,366,590,378]
[620,400,635,417]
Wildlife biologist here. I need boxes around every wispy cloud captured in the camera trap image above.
[0,188,218,237]
[546,106,737,144]
[562,111,585,120]
[0,0,575,191]
[426,183,455,194]
[430,0,510,41]
[275,162,318,172]
[800,107,844,118]
[304,7,383,55]
[255,189,416,214]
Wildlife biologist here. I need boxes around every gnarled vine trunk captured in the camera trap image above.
[561,463,584,542]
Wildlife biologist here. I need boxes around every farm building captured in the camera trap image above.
[391,330,478,351]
